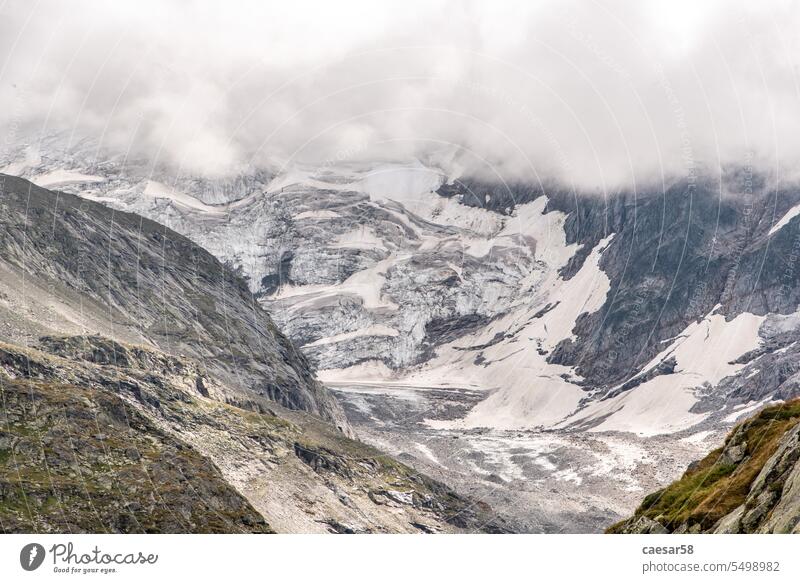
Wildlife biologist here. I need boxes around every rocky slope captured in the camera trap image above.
[7,139,800,434]
[608,399,800,533]
[0,338,503,533]
[0,173,505,533]
[0,171,348,433]
[6,136,800,531]
[0,374,274,534]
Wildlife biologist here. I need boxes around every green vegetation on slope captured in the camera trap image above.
[0,379,273,533]
[608,399,800,533]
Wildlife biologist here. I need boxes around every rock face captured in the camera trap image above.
[543,175,800,394]
[0,172,506,533]
[608,399,800,533]
[1,143,535,374]
[8,140,800,434]
[0,375,274,534]
[0,172,349,433]
[6,136,800,531]
[0,339,505,533]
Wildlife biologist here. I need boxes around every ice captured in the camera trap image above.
[294,209,340,220]
[32,170,105,188]
[570,310,765,436]
[769,202,800,236]
[419,234,614,430]
[357,161,444,204]
[331,226,388,251]
[302,325,399,348]
[143,180,222,213]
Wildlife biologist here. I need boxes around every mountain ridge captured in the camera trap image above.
[0,173,508,533]
[5,139,800,531]
[0,172,350,433]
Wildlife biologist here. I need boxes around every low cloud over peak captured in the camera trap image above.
[1,0,799,191]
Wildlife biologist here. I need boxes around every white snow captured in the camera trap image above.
[634,310,764,386]
[143,180,221,213]
[264,162,443,202]
[383,185,503,238]
[422,234,614,430]
[357,161,444,204]
[553,468,583,485]
[302,324,399,348]
[568,310,766,436]
[413,442,445,467]
[318,360,396,383]
[336,255,401,311]
[270,254,403,315]
[497,197,580,269]
[330,226,388,251]
[32,170,105,188]
[681,430,717,444]
[1,162,30,176]
[580,375,706,436]
[1,147,41,176]
[723,399,775,423]
[265,166,360,194]
[769,202,800,236]
[294,209,340,220]
[407,214,766,436]
[444,196,579,262]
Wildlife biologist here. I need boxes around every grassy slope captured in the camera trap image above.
[0,378,274,533]
[608,399,800,533]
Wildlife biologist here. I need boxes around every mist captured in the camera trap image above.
[1,0,799,190]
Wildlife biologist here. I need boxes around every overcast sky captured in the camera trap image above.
[1,0,799,189]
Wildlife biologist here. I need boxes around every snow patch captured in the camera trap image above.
[681,430,716,444]
[32,170,105,188]
[302,325,399,348]
[723,399,776,423]
[358,161,444,204]
[422,235,614,430]
[143,180,221,213]
[413,442,445,467]
[294,209,340,220]
[318,360,396,383]
[769,202,800,236]
[331,226,388,251]
[570,310,766,436]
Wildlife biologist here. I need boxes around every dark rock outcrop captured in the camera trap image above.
[0,173,350,433]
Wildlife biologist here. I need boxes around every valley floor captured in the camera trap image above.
[329,381,723,532]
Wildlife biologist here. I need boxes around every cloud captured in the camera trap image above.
[1,0,799,190]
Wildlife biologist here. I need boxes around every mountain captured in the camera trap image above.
[5,136,800,532]
[0,173,505,533]
[608,399,800,533]
[0,337,503,533]
[0,372,275,534]
[0,172,349,433]
[7,140,800,430]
